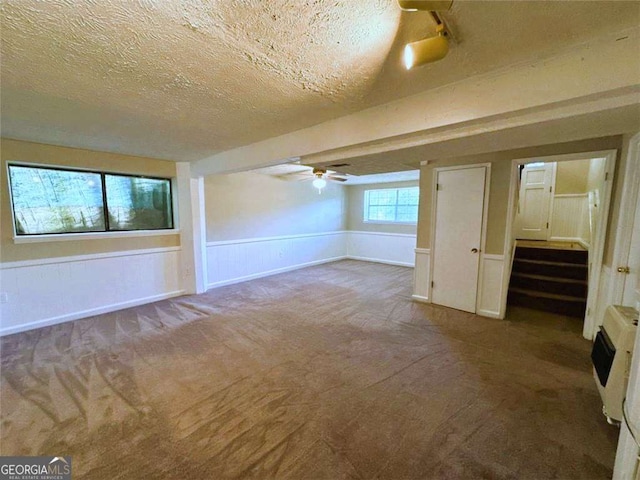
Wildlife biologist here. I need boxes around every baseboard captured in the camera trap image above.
[207,256,349,289]
[0,290,185,337]
[411,294,430,304]
[346,256,414,268]
[348,231,417,238]
[207,255,413,290]
[477,309,501,319]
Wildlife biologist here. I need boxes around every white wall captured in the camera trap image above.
[204,172,346,241]
[206,231,417,289]
[204,174,417,288]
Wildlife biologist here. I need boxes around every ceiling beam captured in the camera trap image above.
[192,27,640,177]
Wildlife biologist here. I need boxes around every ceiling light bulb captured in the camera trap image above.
[404,32,448,69]
[403,44,415,69]
[312,177,327,191]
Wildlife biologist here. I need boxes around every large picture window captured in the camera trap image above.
[8,164,173,236]
[363,186,419,224]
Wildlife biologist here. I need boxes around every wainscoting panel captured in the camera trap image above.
[412,248,431,302]
[550,194,588,243]
[346,231,416,267]
[587,264,612,340]
[0,247,184,336]
[477,254,505,318]
[206,231,348,289]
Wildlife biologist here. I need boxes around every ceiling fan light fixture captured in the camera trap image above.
[312,177,327,192]
[397,0,453,11]
[404,27,449,69]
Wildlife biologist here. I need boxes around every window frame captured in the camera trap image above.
[363,186,419,225]
[7,162,176,238]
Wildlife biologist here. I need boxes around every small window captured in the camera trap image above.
[363,186,419,224]
[105,174,173,231]
[8,164,173,236]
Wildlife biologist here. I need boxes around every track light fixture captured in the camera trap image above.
[403,23,449,69]
[399,0,452,70]
[397,0,453,11]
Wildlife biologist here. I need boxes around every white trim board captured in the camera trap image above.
[207,256,348,289]
[207,230,346,247]
[13,229,180,244]
[477,254,506,319]
[413,248,431,301]
[0,246,182,270]
[411,295,430,304]
[346,256,413,268]
[348,231,417,238]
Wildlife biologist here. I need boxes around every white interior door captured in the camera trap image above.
[515,163,555,240]
[431,166,487,313]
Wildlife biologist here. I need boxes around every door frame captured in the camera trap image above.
[610,132,640,305]
[545,163,558,241]
[612,133,640,480]
[502,150,617,339]
[429,163,492,312]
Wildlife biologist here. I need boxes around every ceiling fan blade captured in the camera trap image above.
[276,172,313,182]
[327,175,348,182]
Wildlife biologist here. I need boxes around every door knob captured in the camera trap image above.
[471,248,479,253]
[617,266,630,274]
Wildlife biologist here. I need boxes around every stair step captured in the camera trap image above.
[511,272,587,284]
[507,289,586,318]
[515,246,587,265]
[510,273,588,298]
[512,258,588,280]
[508,287,586,303]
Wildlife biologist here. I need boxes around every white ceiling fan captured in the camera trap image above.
[276,166,349,192]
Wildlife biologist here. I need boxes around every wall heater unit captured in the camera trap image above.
[591,305,639,423]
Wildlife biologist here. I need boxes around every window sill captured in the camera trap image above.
[363,221,417,226]
[13,229,180,244]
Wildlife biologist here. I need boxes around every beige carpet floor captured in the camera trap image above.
[0,260,618,479]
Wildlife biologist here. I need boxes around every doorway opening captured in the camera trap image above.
[503,150,617,339]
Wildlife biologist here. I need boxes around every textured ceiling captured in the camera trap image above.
[1,1,639,162]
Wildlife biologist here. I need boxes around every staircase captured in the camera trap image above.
[508,242,588,318]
